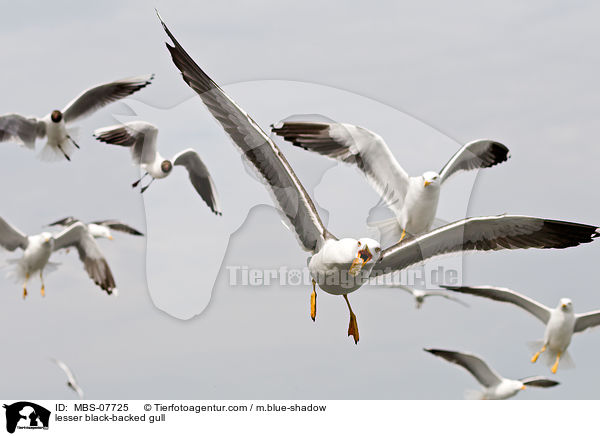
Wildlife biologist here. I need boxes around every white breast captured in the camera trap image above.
[308,239,373,295]
[400,178,440,235]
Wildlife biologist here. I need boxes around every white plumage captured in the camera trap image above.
[93,121,221,215]
[0,75,153,161]
[442,285,600,373]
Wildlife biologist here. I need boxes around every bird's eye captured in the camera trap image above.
[357,241,362,246]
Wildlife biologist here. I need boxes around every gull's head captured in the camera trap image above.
[41,232,53,245]
[96,226,114,241]
[421,171,440,188]
[161,160,173,174]
[50,110,63,123]
[559,298,573,312]
[349,238,381,276]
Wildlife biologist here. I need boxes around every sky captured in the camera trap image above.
[0,1,599,399]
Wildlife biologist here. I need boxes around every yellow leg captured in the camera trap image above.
[310,280,317,322]
[399,229,406,243]
[40,271,45,297]
[343,294,359,344]
[22,273,29,299]
[531,345,546,363]
[551,352,561,374]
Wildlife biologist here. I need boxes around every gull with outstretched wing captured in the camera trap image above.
[158,13,599,344]
[0,75,153,161]
[94,121,221,215]
[425,348,559,399]
[272,119,509,243]
[442,284,600,373]
[0,216,117,297]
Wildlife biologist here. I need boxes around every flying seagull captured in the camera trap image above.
[93,121,221,215]
[0,74,153,161]
[424,348,559,400]
[158,13,599,344]
[0,216,117,297]
[47,217,144,239]
[441,285,600,373]
[379,284,468,309]
[272,120,509,243]
[51,358,84,399]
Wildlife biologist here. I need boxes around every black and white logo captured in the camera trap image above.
[3,402,50,434]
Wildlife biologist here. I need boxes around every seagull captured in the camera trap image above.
[380,284,468,309]
[158,14,599,343]
[424,348,559,400]
[271,120,509,243]
[51,358,84,399]
[47,217,144,239]
[0,216,117,297]
[0,74,154,161]
[93,121,221,215]
[441,285,600,373]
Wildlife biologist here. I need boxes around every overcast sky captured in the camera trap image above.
[1,1,600,399]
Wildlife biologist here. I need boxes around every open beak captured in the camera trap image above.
[424,180,432,187]
[349,246,373,276]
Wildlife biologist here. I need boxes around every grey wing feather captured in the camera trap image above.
[0,216,28,251]
[520,376,560,388]
[439,139,510,183]
[424,349,502,388]
[53,223,116,294]
[62,74,154,124]
[160,15,330,252]
[440,285,550,323]
[91,220,144,236]
[272,120,410,210]
[0,114,46,149]
[172,149,222,215]
[371,215,599,278]
[574,311,600,333]
[93,121,158,164]
[47,217,79,227]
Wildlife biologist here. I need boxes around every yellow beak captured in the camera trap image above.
[521,385,527,390]
[424,180,432,187]
[108,235,114,240]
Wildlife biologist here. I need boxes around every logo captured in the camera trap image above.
[3,402,50,434]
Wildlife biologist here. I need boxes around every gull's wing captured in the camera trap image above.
[519,376,559,388]
[91,220,144,236]
[52,223,116,294]
[440,285,550,323]
[425,349,503,388]
[93,121,158,165]
[574,311,600,333]
[422,291,470,307]
[371,215,599,278]
[46,217,79,227]
[272,121,410,210]
[439,139,510,184]
[0,216,28,251]
[159,15,331,252]
[172,148,222,215]
[0,114,46,149]
[62,74,154,124]
[51,359,84,399]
